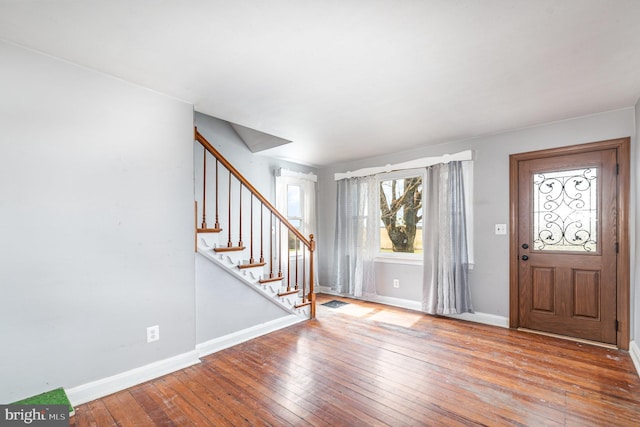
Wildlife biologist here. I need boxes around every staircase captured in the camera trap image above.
[194,128,316,319]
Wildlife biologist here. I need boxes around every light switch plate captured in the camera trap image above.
[495,224,507,235]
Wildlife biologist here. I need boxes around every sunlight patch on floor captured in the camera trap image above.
[324,301,424,328]
[336,304,376,317]
[368,310,423,328]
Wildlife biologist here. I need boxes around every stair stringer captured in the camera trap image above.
[197,234,310,318]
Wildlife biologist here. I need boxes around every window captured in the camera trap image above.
[286,184,302,250]
[275,169,317,255]
[334,150,474,266]
[378,170,424,255]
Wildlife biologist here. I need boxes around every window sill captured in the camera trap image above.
[374,256,475,269]
[374,255,423,266]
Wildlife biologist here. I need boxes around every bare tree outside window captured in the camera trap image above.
[379,176,423,253]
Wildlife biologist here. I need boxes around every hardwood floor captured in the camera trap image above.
[71,295,640,426]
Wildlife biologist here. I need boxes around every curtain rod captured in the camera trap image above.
[334,150,473,181]
[276,168,318,182]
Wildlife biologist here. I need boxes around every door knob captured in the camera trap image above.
[522,243,529,249]
[521,255,529,261]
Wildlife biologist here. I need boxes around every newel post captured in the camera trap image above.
[309,234,316,319]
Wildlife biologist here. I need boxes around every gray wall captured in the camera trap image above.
[196,254,290,343]
[318,108,637,329]
[0,41,195,403]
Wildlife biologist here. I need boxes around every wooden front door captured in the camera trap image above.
[509,139,630,348]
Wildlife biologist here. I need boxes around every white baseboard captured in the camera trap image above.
[317,287,421,310]
[196,314,304,358]
[316,286,508,328]
[66,350,201,407]
[445,311,509,328]
[317,287,416,307]
[630,341,640,378]
[65,316,304,407]
[367,294,422,311]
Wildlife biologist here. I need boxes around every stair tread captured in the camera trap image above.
[294,300,312,309]
[259,276,283,284]
[278,289,300,297]
[197,227,222,233]
[238,262,267,269]
[214,246,246,252]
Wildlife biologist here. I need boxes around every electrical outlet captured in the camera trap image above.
[393,279,400,288]
[147,325,160,343]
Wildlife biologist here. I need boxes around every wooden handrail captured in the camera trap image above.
[195,127,315,317]
[201,147,207,229]
[195,128,312,249]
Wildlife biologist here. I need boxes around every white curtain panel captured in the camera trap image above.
[331,175,377,297]
[422,161,473,315]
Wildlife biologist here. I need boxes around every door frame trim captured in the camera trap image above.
[509,137,630,350]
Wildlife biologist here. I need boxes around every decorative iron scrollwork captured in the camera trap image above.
[533,168,597,252]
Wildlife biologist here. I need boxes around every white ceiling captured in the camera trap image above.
[1,0,640,166]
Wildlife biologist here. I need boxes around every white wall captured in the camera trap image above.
[318,108,637,330]
[0,41,195,403]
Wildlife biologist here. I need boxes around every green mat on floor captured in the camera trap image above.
[11,388,74,416]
